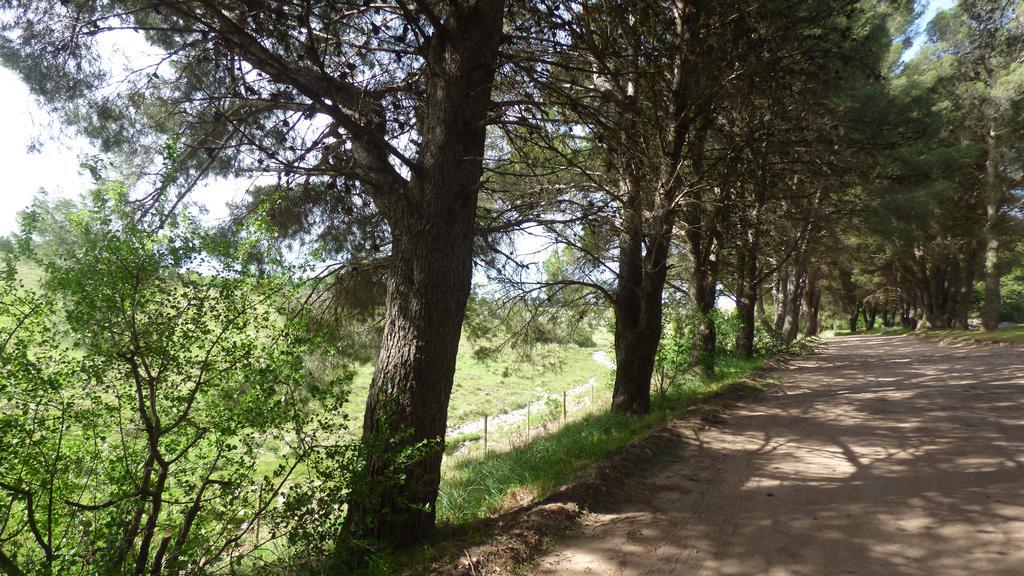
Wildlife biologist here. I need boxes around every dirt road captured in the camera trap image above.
[533,336,1024,575]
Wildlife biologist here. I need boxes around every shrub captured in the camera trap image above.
[0,187,352,575]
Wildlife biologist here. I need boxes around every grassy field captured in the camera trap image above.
[343,333,612,429]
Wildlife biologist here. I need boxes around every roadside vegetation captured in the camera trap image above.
[436,355,767,526]
[1,0,1022,574]
[345,338,610,430]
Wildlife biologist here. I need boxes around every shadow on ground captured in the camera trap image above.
[534,335,1024,576]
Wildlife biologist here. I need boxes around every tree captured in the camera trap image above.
[927,0,1024,331]
[2,0,505,546]
[0,188,349,575]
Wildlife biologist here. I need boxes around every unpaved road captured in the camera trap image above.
[534,335,1024,575]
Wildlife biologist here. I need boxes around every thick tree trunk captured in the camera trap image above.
[612,302,661,415]
[611,182,672,415]
[848,308,860,334]
[349,1,503,547]
[981,116,1003,332]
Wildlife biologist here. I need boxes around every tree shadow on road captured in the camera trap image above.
[535,336,1024,575]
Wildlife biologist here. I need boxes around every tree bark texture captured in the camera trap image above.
[611,180,673,415]
[351,1,504,546]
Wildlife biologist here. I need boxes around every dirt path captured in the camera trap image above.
[533,335,1024,575]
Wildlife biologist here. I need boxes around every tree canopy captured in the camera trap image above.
[1,0,1022,570]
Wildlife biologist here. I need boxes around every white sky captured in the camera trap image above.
[0,34,246,236]
[0,0,956,238]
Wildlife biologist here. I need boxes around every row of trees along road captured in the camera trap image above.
[0,0,1022,565]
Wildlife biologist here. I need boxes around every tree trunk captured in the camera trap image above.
[848,308,860,334]
[349,1,504,547]
[945,254,962,328]
[690,265,718,377]
[953,244,977,330]
[864,308,878,331]
[913,293,927,331]
[687,220,720,378]
[735,240,759,357]
[773,270,789,333]
[680,121,719,378]
[981,115,1003,332]
[611,180,672,415]
[612,304,662,415]
[900,302,914,330]
[803,271,821,337]
[782,252,810,344]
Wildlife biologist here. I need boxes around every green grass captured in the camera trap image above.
[345,354,768,575]
[918,325,1024,344]
[342,337,611,429]
[435,355,766,525]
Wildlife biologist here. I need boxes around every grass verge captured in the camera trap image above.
[332,344,807,576]
[435,354,765,526]
[347,354,770,575]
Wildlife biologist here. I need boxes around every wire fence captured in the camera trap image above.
[443,376,607,464]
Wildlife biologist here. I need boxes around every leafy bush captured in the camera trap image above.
[0,187,352,575]
[652,305,745,395]
[652,303,807,394]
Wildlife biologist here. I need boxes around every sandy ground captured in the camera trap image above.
[533,335,1024,575]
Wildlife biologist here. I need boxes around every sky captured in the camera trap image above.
[903,0,957,61]
[0,0,957,238]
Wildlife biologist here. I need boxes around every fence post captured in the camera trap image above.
[563,390,567,425]
[527,404,530,441]
[484,415,488,455]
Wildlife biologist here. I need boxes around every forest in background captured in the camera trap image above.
[1,0,1022,574]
